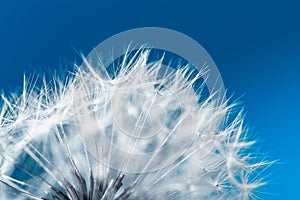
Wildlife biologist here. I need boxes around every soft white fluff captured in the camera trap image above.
[0,48,269,199]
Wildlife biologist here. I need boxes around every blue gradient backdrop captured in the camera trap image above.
[0,0,299,199]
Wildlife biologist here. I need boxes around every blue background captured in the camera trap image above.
[0,0,299,199]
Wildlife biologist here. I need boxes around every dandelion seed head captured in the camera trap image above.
[0,28,271,200]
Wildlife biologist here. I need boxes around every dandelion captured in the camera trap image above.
[0,28,270,200]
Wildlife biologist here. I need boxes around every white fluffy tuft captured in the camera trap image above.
[0,47,270,199]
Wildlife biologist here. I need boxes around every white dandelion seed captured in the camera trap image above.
[0,28,271,200]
